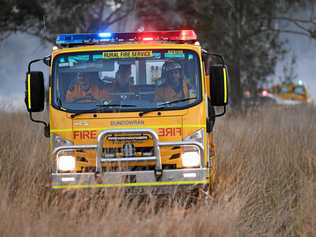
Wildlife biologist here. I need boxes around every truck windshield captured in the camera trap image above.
[293,85,305,95]
[52,49,201,112]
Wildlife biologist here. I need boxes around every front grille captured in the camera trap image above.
[102,146,154,158]
[102,132,154,158]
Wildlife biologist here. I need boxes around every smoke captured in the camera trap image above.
[275,34,316,99]
[0,32,51,110]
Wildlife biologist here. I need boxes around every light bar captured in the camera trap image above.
[56,30,197,46]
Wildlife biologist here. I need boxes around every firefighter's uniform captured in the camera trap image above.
[154,80,190,101]
[65,83,109,102]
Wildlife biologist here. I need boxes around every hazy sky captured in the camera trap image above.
[276,33,316,99]
[0,33,51,109]
[0,30,315,109]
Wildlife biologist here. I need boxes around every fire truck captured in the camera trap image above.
[25,30,228,195]
[267,81,313,105]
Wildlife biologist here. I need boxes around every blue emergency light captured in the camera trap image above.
[98,32,112,38]
[56,32,113,45]
[56,30,197,46]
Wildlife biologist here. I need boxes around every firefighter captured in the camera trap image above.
[154,61,189,101]
[111,64,133,92]
[65,72,108,102]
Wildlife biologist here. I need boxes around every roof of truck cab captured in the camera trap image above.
[51,43,202,57]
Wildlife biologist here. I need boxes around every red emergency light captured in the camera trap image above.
[175,30,197,41]
[262,90,269,96]
[139,30,197,42]
[137,30,197,42]
[142,37,154,41]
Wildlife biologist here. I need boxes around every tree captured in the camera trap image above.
[0,0,44,40]
[281,54,298,83]
[270,1,316,39]
[0,0,136,43]
[135,0,182,31]
[136,0,288,108]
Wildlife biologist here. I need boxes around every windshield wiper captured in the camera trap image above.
[158,97,197,106]
[139,97,197,117]
[70,104,136,118]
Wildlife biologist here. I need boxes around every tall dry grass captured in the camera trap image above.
[0,107,315,237]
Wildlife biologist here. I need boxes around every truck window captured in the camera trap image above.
[280,86,290,94]
[293,85,305,95]
[52,49,201,112]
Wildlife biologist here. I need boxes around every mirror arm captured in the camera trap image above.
[27,55,51,72]
[202,50,225,65]
[28,59,43,73]
[43,56,51,66]
[29,112,50,137]
[215,106,226,117]
[207,105,226,132]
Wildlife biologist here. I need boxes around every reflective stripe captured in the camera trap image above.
[50,124,206,133]
[223,67,227,104]
[27,74,31,109]
[52,179,208,189]
[49,87,52,105]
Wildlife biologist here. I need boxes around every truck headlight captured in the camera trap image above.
[57,155,76,171]
[181,151,201,168]
[52,135,73,148]
[182,129,204,168]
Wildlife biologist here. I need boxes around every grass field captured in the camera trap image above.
[0,107,315,237]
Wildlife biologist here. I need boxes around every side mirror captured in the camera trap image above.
[25,72,45,112]
[209,65,228,106]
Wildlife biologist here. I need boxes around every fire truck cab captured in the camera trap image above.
[269,80,313,105]
[25,30,228,195]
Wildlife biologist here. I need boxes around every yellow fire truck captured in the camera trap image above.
[268,81,313,105]
[25,30,228,195]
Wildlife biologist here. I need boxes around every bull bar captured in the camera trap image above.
[51,129,209,191]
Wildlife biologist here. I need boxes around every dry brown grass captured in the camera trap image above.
[0,107,315,237]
